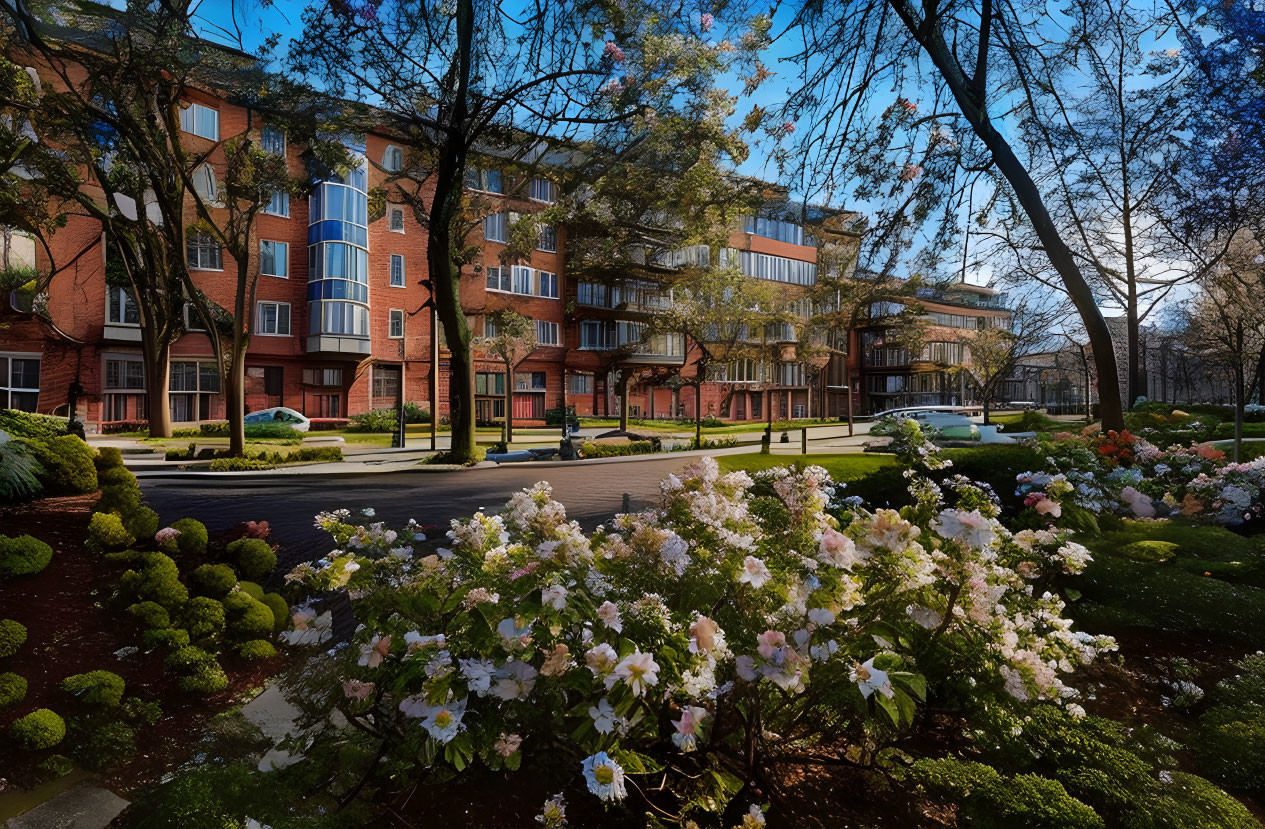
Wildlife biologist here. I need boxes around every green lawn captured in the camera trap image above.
[1212,440,1265,461]
[718,452,897,481]
[580,417,845,436]
[1213,422,1265,440]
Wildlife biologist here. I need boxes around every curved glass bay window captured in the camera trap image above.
[306,147,371,354]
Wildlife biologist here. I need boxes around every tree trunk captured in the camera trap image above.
[617,369,630,432]
[1235,362,1245,464]
[1126,284,1140,409]
[908,21,1125,430]
[144,340,172,438]
[695,383,703,447]
[226,339,247,457]
[504,358,514,444]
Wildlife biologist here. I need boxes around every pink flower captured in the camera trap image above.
[155,527,181,549]
[900,98,918,113]
[756,630,785,660]
[818,527,858,569]
[700,12,714,31]
[604,42,626,64]
[343,679,375,701]
[494,732,522,758]
[672,706,708,752]
[510,561,539,580]
[900,163,923,182]
[1034,498,1062,518]
[600,78,625,97]
[782,121,795,134]
[357,634,392,669]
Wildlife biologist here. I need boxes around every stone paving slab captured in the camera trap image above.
[4,785,128,829]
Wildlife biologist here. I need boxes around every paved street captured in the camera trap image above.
[140,455,697,566]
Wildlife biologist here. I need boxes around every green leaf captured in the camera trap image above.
[890,671,927,702]
[874,692,900,727]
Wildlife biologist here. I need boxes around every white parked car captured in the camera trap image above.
[243,406,311,432]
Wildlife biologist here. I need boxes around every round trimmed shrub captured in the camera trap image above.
[261,593,290,634]
[0,619,27,658]
[86,512,135,553]
[10,708,66,749]
[169,518,208,558]
[127,601,171,629]
[142,627,190,650]
[97,465,134,487]
[221,592,274,640]
[189,564,237,599]
[236,639,277,660]
[0,534,53,577]
[120,553,187,610]
[237,581,264,600]
[178,661,229,695]
[164,645,216,674]
[94,446,124,470]
[123,506,160,543]
[61,670,125,707]
[181,597,226,641]
[227,538,276,582]
[38,753,74,777]
[0,672,27,706]
[1118,540,1179,563]
[94,480,141,516]
[30,435,97,494]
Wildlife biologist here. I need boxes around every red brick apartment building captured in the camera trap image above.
[0,48,1004,430]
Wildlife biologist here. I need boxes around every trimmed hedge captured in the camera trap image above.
[169,518,208,558]
[228,538,276,582]
[182,597,226,641]
[579,440,655,458]
[236,639,277,660]
[24,434,97,495]
[127,601,171,630]
[0,409,68,440]
[61,670,126,707]
[221,592,275,640]
[10,708,66,750]
[142,627,190,650]
[0,534,53,577]
[261,593,290,634]
[0,618,27,658]
[0,672,27,707]
[189,564,237,599]
[86,511,135,553]
[119,553,188,610]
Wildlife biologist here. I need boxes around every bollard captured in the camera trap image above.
[801,427,807,455]
[759,432,771,455]
[622,493,631,513]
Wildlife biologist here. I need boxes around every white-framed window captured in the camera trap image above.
[538,270,558,299]
[105,356,146,390]
[465,167,503,194]
[263,190,290,217]
[261,240,288,278]
[382,144,403,172]
[569,372,593,395]
[482,315,500,339]
[389,254,405,287]
[537,224,557,253]
[535,320,559,346]
[256,300,291,336]
[528,177,554,203]
[389,207,405,233]
[485,265,510,292]
[512,265,534,295]
[483,212,508,243]
[187,233,222,271]
[261,125,285,155]
[183,302,206,331]
[0,352,40,411]
[192,164,218,203]
[179,102,219,140]
[107,286,139,324]
[389,308,404,338]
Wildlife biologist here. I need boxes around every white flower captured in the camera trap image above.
[419,698,467,743]
[535,793,567,827]
[614,650,660,696]
[818,528,859,569]
[807,608,836,626]
[581,751,627,801]
[585,643,619,682]
[596,600,623,632]
[740,804,767,827]
[931,509,996,549]
[490,660,538,700]
[588,697,620,734]
[738,555,772,589]
[459,658,497,696]
[851,657,894,699]
[357,634,391,668]
[403,631,445,652]
[542,584,568,610]
[497,616,534,649]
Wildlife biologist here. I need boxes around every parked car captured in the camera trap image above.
[243,406,311,432]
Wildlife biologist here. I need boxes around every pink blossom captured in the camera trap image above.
[603,42,626,64]
[155,527,181,549]
[494,732,522,757]
[900,98,918,113]
[510,561,539,580]
[1034,498,1062,517]
[700,12,714,31]
[782,121,796,134]
[343,679,375,701]
[900,163,923,182]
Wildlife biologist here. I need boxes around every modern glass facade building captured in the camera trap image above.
[306,138,371,356]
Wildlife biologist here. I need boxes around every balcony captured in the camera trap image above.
[306,334,371,357]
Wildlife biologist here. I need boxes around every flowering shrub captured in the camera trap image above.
[278,455,1113,820]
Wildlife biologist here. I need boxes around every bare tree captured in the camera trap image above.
[474,308,536,445]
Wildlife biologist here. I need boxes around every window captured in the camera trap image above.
[475,371,506,395]
[105,358,145,390]
[107,286,139,324]
[869,301,905,318]
[187,234,222,270]
[389,254,405,287]
[382,145,403,172]
[483,212,508,243]
[512,266,534,295]
[538,224,557,253]
[256,301,291,336]
[389,207,405,233]
[373,364,401,398]
[528,177,554,203]
[743,215,811,246]
[515,371,546,391]
[261,240,288,278]
[465,167,503,194]
[0,353,40,411]
[192,164,218,203]
[569,372,593,395]
[169,360,220,393]
[717,248,817,286]
[535,320,559,346]
[183,303,206,331]
[263,190,290,217]
[263,366,284,396]
[577,282,609,307]
[482,316,500,339]
[261,126,285,155]
[485,265,510,292]
[303,367,344,386]
[538,270,558,299]
[388,308,404,338]
[179,102,219,140]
